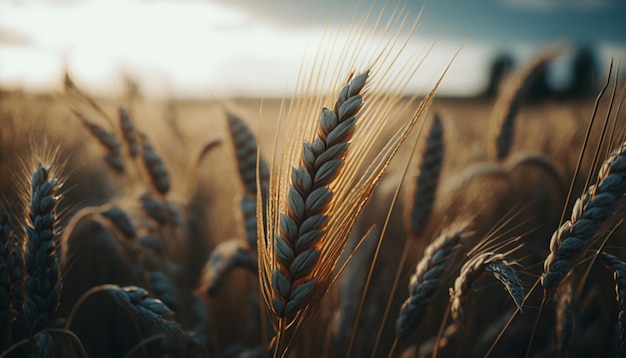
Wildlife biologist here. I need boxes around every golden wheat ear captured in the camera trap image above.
[256,6,456,355]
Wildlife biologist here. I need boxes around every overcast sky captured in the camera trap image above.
[0,0,624,98]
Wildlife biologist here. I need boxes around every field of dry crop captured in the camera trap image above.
[0,13,625,358]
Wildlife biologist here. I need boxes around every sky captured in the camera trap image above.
[0,0,624,98]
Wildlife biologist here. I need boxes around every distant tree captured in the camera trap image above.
[526,64,552,102]
[483,54,514,98]
[567,46,597,99]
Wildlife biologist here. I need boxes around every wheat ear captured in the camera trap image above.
[268,71,367,319]
[101,207,137,239]
[196,239,257,296]
[490,50,557,160]
[396,222,468,338]
[140,134,171,196]
[450,251,523,322]
[119,107,139,157]
[111,285,182,332]
[226,111,270,249]
[23,164,62,335]
[405,114,444,237]
[542,139,626,290]
[600,251,626,356]
[77,114,125,173]
[226,111,270,196]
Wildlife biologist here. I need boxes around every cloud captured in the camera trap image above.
[0,26,31,47]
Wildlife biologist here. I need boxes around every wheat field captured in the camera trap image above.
[0,5,625,358]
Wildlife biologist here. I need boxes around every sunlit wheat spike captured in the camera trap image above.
[450,251,523,322]
[490,49,558,160]
[600,251,626,356]
[101,207,136,239]
[0,204,19,348]
[23,164,62,334]
[196,239,257,296]
[78,115,125,173]
[140,134,171,195]
[226,111,270,196]
[257,7,450,352]
[405,114,444,237]
[542,139,626,290]
[396,222,469,338]
[553,281,576,358]
[269,71,367,319]
[104,285,182,333]
[119,107,139,157]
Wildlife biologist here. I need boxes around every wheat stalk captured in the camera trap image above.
[600,251,626,356]
[553,280,576,357]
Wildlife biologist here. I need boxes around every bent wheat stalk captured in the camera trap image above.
[449,251,523,322]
